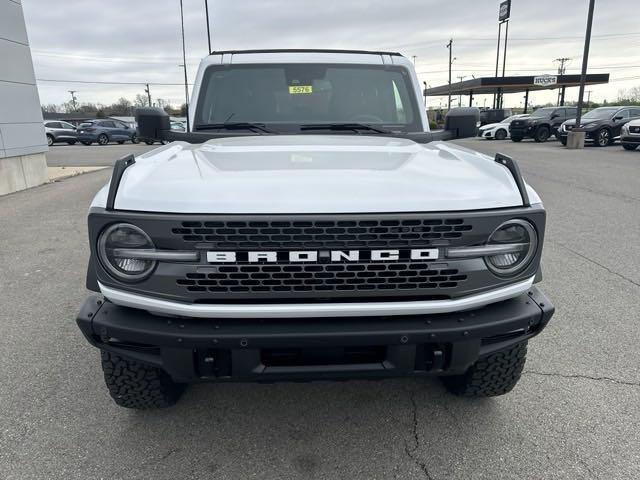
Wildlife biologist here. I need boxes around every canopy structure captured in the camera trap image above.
[424,73,610,111]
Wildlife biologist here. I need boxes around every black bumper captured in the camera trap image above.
[621,135,640,145]
[76,288,554,383]
[509,126,534,138]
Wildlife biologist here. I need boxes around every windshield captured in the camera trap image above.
[530,107,555,118]
[582,107,619,120]
[194,64,421,132]
[501,115,521,123]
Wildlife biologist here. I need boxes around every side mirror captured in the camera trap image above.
[550,113,559,119]
[444,107,480,138]
[613,115,624,121]
[135,107,170,142]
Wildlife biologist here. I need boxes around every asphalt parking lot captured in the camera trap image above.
[1,138,639,479]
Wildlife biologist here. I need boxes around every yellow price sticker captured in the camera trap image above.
[288,85,313,94]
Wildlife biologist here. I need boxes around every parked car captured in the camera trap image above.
[44,121,78,146]
[479,108,513,126]
[558,106,640,147]
[77,119,139,146]
[142,121,185,144]
[477,114,529,140]
[510,106,577,142]
[620,118,640,151]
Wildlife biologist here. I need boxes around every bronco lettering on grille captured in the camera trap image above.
[206,249,439,263]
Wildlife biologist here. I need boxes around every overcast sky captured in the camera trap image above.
[23,0,640,109]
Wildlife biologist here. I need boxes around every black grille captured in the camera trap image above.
[176,263,467,295]
[171,218,472,249]
[630,126,640,134]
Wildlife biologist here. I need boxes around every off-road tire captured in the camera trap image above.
[46,134,54,146]
[533,126,550,143]
[511,136,523,142]
[622,143,637,151]
[441,342,527,397]
[100,350,184,409]
[494,129,507,141]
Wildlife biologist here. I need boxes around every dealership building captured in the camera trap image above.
[0,0,48,196]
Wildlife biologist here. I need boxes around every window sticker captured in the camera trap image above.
[288,85,313,94]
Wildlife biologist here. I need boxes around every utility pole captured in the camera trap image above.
[446,39,453,110]
[554,57,571,105]
[179,0,190,131]
[586,90,592,108]
[457,75,466,107]
[144,84,152,107]
[68,90,78,111]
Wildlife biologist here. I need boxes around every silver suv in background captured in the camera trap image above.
[44,121,78,146]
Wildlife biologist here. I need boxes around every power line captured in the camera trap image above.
[36,78,193,86]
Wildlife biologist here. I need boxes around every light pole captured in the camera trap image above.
[446,39,453,110]
[205,0,212,54]
[68,90,78,111]
[179,0,190,131]
[567,0,596,148]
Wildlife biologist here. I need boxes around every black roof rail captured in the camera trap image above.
[495,153,530,207]
[106,154,135,211]
[210,48,403,57]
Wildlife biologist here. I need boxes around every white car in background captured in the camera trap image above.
[621,118,640,151]
[478,114,529,140]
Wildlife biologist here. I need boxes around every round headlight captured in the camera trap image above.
[97,223,156,281]
[486,219,537,276]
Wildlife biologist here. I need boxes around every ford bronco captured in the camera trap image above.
[76,49,554,409]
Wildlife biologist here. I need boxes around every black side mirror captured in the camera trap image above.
[444,107,480,138]
[550,114,559,119]
[613,115,624,121]
[135,107,170,142]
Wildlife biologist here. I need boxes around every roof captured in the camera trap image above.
[209,48,403,57]
[424,74,610,96]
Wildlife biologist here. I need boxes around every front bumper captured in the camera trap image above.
[76,288,554,382]
[621,135,640,145]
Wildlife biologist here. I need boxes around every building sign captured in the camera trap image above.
[533,75,558,87]
[499,0,511,21]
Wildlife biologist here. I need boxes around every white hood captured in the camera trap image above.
[92,135,535,214]
[479,122,504,131]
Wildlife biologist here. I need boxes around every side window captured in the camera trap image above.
[553,109,564,119]
[630,108,640,117]
[616,109,630,119]
[60,122,75,129]
[101,121,116,128]
[47,122,62,128]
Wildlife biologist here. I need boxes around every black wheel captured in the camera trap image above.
[131,134,140,144]
[81,141,92,146]
[533,126,550,143]
[511,136,523,143]
[46,134,54,146]
[100,350,185,409]
[441,342,527,397]
[145,140,155,145]
[560,137,567,146]
[494,129,507,141]
[595,128,612,147]
[67,140,77,145]
[622,143,638,151]
[117,140,125,144]
[97,133,109,145]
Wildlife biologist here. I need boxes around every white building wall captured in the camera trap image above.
[0,0,48,195]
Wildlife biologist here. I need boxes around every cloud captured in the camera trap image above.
[23,0,640,107]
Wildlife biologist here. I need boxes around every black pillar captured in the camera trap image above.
[523,89,529,113]
[560,85,566,106]
[469,90,474,107]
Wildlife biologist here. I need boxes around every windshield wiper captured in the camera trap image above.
[195,122,277,134]
[300,123,392,134]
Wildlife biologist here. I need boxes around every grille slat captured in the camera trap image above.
[178,263,468,295]
[172,218,472,249]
